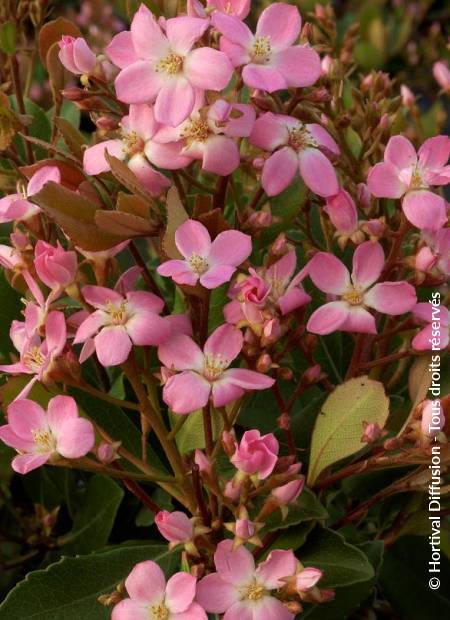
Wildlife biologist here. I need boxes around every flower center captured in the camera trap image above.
[188,254,209,275]
[149,602,169,620]
[156,52,184,75]
[106,300,129,325]
[23,346,45,372]
[409,165,428,190]
[32,428,57,453]
[288,124,318,152]
[251,36,271,64]
[121,130,145,157]
[241,580,265,602]
[203,354,229,381]
[182,118,210,144]
[342,286,364,306]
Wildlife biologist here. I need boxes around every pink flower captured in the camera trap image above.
[433,61,450,91]
[157,219,252,289]
[58,36,96,75]
[111,5,233,126]
[307,241,417,335]
[196,540,297,619]
[155,510,194,543]
[324,189,358,236]
[225,250,311,327]
[83,104,189,196]
[411,303,449,351]
[112,561,206,620]
[0,166,61,224]
[212,3,321,92]
[421,399,445,439]
[420,228,450,277]
[153,98,255,176]
[34,241,77,290]
[0,396,95,474]
[0,311,67,399]
[231,429,279,479]
[250,112,340,197]
[74,285,170,366]
[158,324,274,414]
[367,135,450,230]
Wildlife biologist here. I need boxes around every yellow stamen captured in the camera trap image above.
[150,603,170,620]
[32,428,56,453]
[156,53,184,75]
[342,286,364,306]
[251,37,271,63]
[23,347,45,372]
[182,118,210,144]
[203,354,228,381]
[188,253,209,275]
[288,124,318,152]
[240,580,266,601]
[106,300,129,325]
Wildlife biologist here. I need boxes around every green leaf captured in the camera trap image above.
[162,186,189,259]
[380,536,450,619]
[170,408,223,454]
[0,22,16,55]
[208,283,228,333]
[307,377,389,485]
[0,545,179,620]
[264,488,328,533]
[59,475,124,555]
[299,526,375,588]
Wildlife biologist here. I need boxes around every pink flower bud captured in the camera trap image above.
[421,400,445,438]
[362,218,385,238]
[239,270,270,305]
[324,189,358,235]
[231,430,279,479]
[253,157,265,169]
[194,449,212,474]
[58,36,96,75]
[271,233,288,256]
[321,55,333,75]
[235,518,255,540]
[224,479,242,501]
[263,317,281,342]
[415,246,437,273]
[356,183,371,211]
[256,353,272,373]
[34,241,77,289]
[155,510,193,543]
[361,422,382,443]
[433,61,450,91]
[400,84,415,107]
[97,441,120,464]
[295,567,323,592]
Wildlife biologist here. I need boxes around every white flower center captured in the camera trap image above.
[288,124,318,152]
[240,580,266,601]
[156,52,184,75]
[121,130,145,157]
[188,254,209,275]
[149,603,170,620]
[106,300,129,326]
[342,285,364,306]
[182,118,211,144]
[251,37,271,64]
[203,354,229,381]
[409,165,428,190]
[23,346,46,372]
[32,428,57,453]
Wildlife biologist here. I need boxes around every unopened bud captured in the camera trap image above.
[256,353,272,373]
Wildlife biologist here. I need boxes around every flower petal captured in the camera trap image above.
[185,47,233,91]
[175,219,211,258]
[94,326,133,366]
[81,285,123,308]
[242,63,287,92]
[115,61,164,104]
[56,418,95,458]
[351,241,384,289]
[204,324,242,362]
[221,367,275,390]
[126,312,171,346]
[273,45,321,87]
[211,12,253,48]
[307,301,350,335]
[298,147,339,197]
[73,310,107,343]
[125,560,166,605]
[211,381,245,408]
[200,264,236,288]
[8,399,46,440]
[165,572,196,613]
[402,190,448,231]
[261,147,298,196]
[27,166,61,196]
[106,31,139,69]
[364,282,417,315]
[163,371,211,414]
[196,573,239,614]
[165,16,209,54]
[250,112,289,151]
[277,287,311,315]
[202,135,240,176]
[127,154,170,196]
[367,162,406,198]
[255,549,297,588]
[384,135,417,171]
[111,599,148,620]
[308,252,350,294]
[157,259,199,286]
[47,395,78,433]
[155,78,195,127]
[214,539,255,586]
[130,5,169,59]
[256,3,301,49]
[158,333,204,372]
[418,135,450,170]
[341,307,377,334]
[209,230,252,267]
[12,454,50,474]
